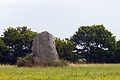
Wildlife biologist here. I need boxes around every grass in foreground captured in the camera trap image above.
[0,64,120,80]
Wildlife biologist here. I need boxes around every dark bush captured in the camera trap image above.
[17,54,34,67]
[17,54,69,67]
[42,59,69,67]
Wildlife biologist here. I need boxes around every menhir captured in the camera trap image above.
[32,31,59,65]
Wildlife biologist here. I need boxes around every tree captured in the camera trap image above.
[3,26,37,64]
[71,25,116,63]
[0,37,11,64]
[113,40,120,63]
[55,38,77,62]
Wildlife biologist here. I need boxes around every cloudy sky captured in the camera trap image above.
[0,0,120,40]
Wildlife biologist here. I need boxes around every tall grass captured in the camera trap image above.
[0,64,120,80]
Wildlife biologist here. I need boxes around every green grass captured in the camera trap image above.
[0,64,120,80]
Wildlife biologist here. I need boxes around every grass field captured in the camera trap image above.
[0,64,120,80]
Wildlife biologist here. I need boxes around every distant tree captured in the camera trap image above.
[0,37,11,64]
[71,25,116,63]
[55,38,77,62]
[3,26,37,64]
[113,40,120,63]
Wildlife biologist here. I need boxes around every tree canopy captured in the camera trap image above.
[0,25,120,64]
[55,38,76,62]
[0,37,11,64]
[71,25,116,63]
[3,26,37,64]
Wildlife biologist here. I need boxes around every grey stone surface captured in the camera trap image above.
[32,31,59,65]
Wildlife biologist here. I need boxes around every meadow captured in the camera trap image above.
[0,64,120,80]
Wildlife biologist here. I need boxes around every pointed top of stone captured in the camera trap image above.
[38,31,52,36]
[41,31,49,34]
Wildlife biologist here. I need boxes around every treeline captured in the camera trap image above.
[0,25,120,64]
[0,27,37,64]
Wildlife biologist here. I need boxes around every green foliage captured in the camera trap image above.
[17,54,34,67]
[77,58,87,64]
[1,25,120,64]
[59,59,69,67]
[41,59,69,67]
[17,54,69,67]
[55,38,77,62]
[17,57,26,67]
[71,25,116,63]
[0,38,12,64]
[113,40,120,63]
[3,26,37,64]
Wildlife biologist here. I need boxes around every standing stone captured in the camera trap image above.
[32,31,59,65]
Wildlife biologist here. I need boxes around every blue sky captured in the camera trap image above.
[0,0,120,40]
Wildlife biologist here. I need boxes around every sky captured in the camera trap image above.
[0,0,120,40]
